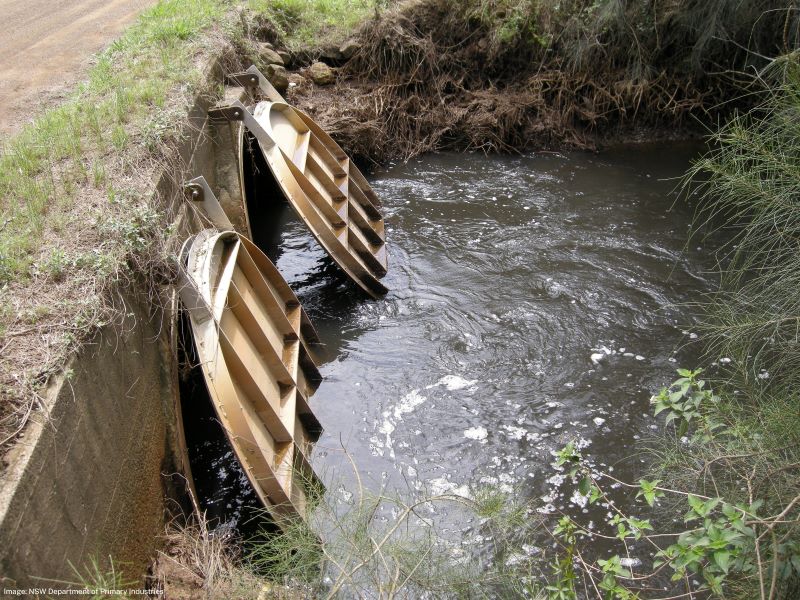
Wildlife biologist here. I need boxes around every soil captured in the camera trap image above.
[0,0,155,138]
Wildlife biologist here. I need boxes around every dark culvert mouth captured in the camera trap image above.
[240,130,290,263]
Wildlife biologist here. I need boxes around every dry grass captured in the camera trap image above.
[286,0,798,162]
[152,519,264,599]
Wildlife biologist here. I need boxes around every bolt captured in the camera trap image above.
[192,189,199,198]
[251,77,257,83]
[234,110,240,117]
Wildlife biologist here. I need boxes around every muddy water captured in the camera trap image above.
[270,143,719,519]
[189,143,721,547]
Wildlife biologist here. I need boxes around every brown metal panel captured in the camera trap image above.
[179,230,324,525]
[247,100,389,297]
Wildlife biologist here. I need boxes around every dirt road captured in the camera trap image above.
[0,0,155,139]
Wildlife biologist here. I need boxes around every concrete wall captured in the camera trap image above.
[0,296,171,588]
[0,58,250,591]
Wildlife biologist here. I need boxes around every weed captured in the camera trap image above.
[38,555,139,599]
[0,0,232,451]
[538,369,800,598]
[42,248,69,282]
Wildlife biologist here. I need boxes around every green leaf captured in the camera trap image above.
[702,498,721,516]
[748,499,764,515]
[578,476,590,496]
[790,554,800,573]
[713,550,731,573]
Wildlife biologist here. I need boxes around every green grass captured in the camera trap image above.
[242,479,547,598]
[686,52,800,396]
[249,0,387,49]
[0,0,229,286]
[644,50,800,599]
[0,0,264,449]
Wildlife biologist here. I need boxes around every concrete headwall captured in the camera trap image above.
[0,296,171,588]
[0,58,250,591]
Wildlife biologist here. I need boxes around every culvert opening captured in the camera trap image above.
[241,131,289,263]
[177,311,276,539]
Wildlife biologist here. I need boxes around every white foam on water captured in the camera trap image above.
[570,489,589,508]
[427,477,471,498]
[502,425,528,440]
[498,472,516,485]
[537,503,556,514]
[464,426,488,441]
[393,389,427,419]
[620,557,642,568]
[522,544,541,556]
[375,389,429,460]
[505,552,528,567]
[336,484,353,504]
[435,374,479,391]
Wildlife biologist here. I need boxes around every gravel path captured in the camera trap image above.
[0,0,155,138]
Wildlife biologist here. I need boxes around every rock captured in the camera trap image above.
[319,44,344,64]
[258,43,284,67]
[265,64,289,92]
[277,50,291,65]
[288,73,306,87]
[339,38,361,60]
[308,61,335,85]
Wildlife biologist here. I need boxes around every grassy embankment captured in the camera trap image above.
[300,0,799,162]
[656,53,800,599]
[249,0,386,49]
[0,0,234,449]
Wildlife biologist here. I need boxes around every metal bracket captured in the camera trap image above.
[184,175,234,231]
[208,99,276,151]
[227,64,286,103]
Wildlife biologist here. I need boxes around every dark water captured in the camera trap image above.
[271,144,721,535]
[177,314,265,535]
[185,143,722,565]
